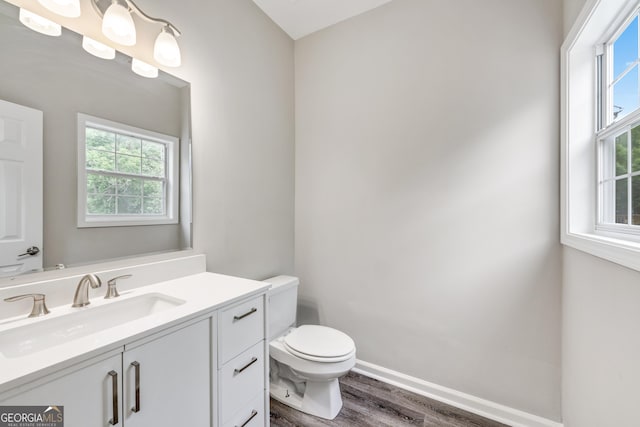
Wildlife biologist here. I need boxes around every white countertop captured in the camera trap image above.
[0,272,270,393]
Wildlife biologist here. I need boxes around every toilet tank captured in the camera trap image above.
[264,275,299,341]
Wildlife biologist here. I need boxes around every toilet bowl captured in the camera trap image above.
[265,276,356,420]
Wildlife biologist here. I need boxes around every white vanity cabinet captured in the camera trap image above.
[0,267,271,427]
[122,318,211,427]
[0,318,211,427]
[216,295,268,427]
[0,351,123,427]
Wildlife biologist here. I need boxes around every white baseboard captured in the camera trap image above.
[352,360,563,427]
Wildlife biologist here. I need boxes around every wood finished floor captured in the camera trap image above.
[269,372,509,427]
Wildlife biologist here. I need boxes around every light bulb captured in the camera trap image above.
[19,9,61,36]
[131,58,158,78]
[82,36,116,60]
[37,0,80,18]
[153,28,181,67]
[102,1,136,46]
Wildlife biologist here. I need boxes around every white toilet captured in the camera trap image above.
[265,275,356,420]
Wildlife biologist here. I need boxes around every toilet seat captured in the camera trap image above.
[283,325,355,363]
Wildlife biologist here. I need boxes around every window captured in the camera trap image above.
[562,0,640,272]
[596,6,640,237]
[77,114,179,227]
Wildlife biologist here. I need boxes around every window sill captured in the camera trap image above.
[79,215,178,228]
[562,230,640,272]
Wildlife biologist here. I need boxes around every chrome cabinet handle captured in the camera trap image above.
[236,409,258,427]
[4,293,50,318]
[131,361,141,413]
[108,370,119,425]
[233,307,257,321]
[234,357,258,375]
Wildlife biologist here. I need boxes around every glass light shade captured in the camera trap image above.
[102,2,136,46]
[153,29,181,67]
[131,58,158,78]
[19,9,61,36]
[82,36,116,60]
[37,0,80,18]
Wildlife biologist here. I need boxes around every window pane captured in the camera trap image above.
[633,125,640,173]
[633,175,640,225]
[143,180,163,198]
[616,178,629,224]
[117,134,141,156]
[116,154,141,174]
[142,158,165,177]
[87,148,115,171]
[613,65,639,121]
[613,16,639,79]
[143,197,163,214]
[142,141,164,162]
[616,132,628,175]
[87,174,115,195]
[117,178,143,196]
[86,128,115,151]
[117,196,142,214]
[87,194,115,215]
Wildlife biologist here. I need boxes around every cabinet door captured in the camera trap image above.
[123,319,211,427]
[0,354,123,427]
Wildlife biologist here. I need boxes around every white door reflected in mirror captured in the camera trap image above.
[0,98,43,277]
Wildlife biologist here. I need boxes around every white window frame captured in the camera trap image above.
[562,0,640,272]
[77,113,179,227]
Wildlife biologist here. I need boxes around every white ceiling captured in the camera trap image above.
[252,0,394,40]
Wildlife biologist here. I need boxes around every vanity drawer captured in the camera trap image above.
[218,296,264,366]
[222,394,265,427]
[219,340,265,424]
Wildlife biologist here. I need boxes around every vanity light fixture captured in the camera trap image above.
[18,9,61,36]
[82,36,116,59]
[101,0,136,46]
[154,27,181,67]
[91,0,182,66]
[131,58,158,78]
[37,0,81,18]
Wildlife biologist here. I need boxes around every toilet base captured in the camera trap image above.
[270,376,343,420]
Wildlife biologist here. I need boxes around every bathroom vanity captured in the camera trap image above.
[0,253,269,427]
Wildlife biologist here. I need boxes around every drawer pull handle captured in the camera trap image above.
[234,357,258,375]
[108,370,119,425]
[131,361,141,413]
[236,409,258,427]
[233,307,257,321]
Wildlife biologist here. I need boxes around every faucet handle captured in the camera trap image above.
[4,293,50,318]
[105,274,132,299]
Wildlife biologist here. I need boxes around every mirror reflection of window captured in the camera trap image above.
[78,114,179,228]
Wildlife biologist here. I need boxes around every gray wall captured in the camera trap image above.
[561,0,640,425]
[294,0,562,420]
[180,0,295,278]
[121,0,295,278]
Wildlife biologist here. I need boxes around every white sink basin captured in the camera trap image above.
[0,293,185,358]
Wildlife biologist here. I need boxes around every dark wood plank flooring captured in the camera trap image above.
[269,371,509,427]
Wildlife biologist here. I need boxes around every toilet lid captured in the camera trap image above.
[284,325,355,359]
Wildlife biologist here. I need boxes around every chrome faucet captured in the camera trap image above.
[72,274,102,307]
[4,293,50,318]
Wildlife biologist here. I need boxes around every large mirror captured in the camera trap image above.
[0,0,192,279]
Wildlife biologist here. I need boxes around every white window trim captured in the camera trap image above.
[562,0,640,272]
[77,113,179,227]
